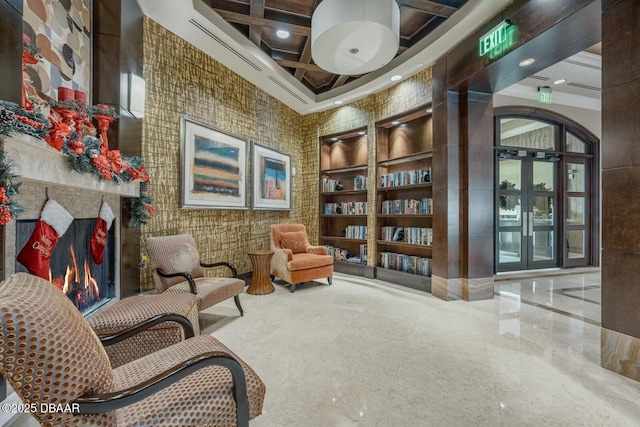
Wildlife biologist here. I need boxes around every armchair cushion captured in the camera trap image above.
[115,335,266,427]
[164,277,244,310]
[280,231,308,254]
[287,253,334,271]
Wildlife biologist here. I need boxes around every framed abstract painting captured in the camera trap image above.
[251,143,292,210]
[180,116,249,209]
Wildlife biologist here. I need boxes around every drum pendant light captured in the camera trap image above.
[311,0,400,75]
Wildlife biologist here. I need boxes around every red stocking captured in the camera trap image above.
[90,201,114,265]
[17,199,73,279]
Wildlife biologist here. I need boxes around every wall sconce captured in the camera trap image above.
[127,73,145,119]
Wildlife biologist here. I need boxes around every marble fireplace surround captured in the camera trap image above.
[2,134,140,313]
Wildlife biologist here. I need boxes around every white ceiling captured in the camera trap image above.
[136,0,512,115]
[497,50,602,111]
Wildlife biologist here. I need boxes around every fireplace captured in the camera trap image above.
[15,219,116,315]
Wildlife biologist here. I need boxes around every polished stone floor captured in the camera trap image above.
[12,271,640,426]
[200,271,640,427]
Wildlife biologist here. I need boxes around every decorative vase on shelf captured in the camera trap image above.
[94,114,114,154]
[335,182,344,191]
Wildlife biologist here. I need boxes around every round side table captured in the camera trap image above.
[247,250,275,295]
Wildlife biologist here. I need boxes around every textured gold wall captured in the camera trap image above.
[141,18,305,290]
[141,18,433,288]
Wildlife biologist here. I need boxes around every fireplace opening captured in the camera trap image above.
[16,219,116,315]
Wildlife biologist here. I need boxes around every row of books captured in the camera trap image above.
[379,252,432,276]
[321,175,368,192]
[380,226,433,246]
[380,167,432,188]
[324,202,367,215]
[381,198,433,215]
[325,244,368,264]
[353,175,368,190]
[345,225,367,240]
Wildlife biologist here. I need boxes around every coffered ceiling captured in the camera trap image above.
[136,0,513,114]
[200,0,470,94]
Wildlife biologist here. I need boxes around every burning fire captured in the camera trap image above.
[49,244,100,308]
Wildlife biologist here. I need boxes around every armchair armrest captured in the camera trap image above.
[200,261,238,278]
[73,351,250,427]
[156,269,197,294]
[306,245,328,256]
[99,314,196,347]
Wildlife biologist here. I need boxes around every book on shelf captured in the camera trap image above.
[360,244,367,263]
[381,198,432,215]
[322,175,368,192]
[379,252,431,276]
[354,175,368,190]
[380,226,432,245]
[345,225,367,240]
[323,202,367,215]
[379,167,432,188]
[325,244,367,265]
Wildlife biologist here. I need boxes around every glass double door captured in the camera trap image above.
[497,155,558,271]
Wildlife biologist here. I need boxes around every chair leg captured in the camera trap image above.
[290,283,296,293]
[270,275,275,282]
[328,276,332,285]
[234,295,244,317]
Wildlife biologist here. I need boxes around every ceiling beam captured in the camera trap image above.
[213,8,311,35]
[294,39,313,81]
[276,59,328,73]
[248,0,265,46]
[395,0,457,18]
[331,75,349,89]
[293,0,320,82]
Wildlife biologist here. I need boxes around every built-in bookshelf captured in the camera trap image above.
[375,106,433,292]
[319,127,369,276]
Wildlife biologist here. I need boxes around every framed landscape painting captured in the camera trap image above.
[252,143,292,210]
[180,116,249,209]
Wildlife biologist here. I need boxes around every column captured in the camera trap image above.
[601,0,640,381]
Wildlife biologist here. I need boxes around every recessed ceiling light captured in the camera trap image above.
[334,100,343,105]
[276,29,290,39]
[358,131,366,135]
[553,78,567,85]
[391,120,400,125]
[426,107,433,114]
[519,58,535,67]
[390,75,402,82]
[331,137,338,141]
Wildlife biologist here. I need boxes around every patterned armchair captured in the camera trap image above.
[146,234,245,315]
[0,273,265,427]
[270,224,333,292]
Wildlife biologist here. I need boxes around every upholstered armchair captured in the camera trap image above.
[270,224,333,292]
[146,234,245,315]
[0,273,265,427]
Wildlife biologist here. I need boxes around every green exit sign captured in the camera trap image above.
[479,20,516,59]
[538,87,552,104]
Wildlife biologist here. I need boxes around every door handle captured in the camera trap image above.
[522,211,528,237]
[528,211,534,236]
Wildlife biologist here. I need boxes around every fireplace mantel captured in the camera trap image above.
[3,134,140,197]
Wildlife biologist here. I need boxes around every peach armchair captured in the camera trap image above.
[270,224,333,292]
[0,273,265,427]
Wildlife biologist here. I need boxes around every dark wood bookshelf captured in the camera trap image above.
[376,182,432,192]
[321,190,368,195]
[375,106,434,292]
[319,129,369,278]
[320,165,368,174]
[377,240,432,249]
